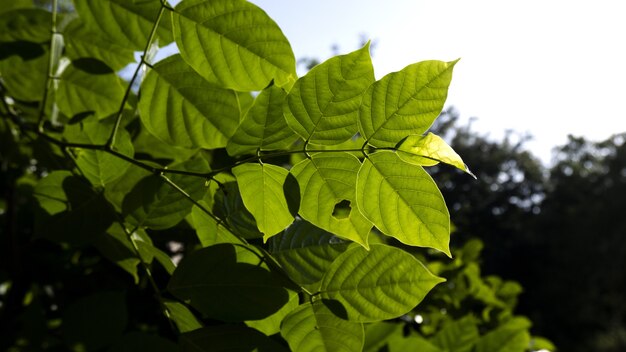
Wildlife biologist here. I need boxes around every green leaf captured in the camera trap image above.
[189,201,240,247]
[106,332,178,352]
[474,317,532,352]
[319,244,444,322]
[270,219,352,292]
[163,301,203,333]
[63,19,137,71]
[281,301,364,352]
[0,9,51,42]
[180,325,288,352]
[172,0,296,91]
[284,43,375,145]
[61,291,127,351]
[167,243,292,322]
[122,158,209,229]
[356,151,451,256]
[359,60,458,147]
[232,163,296,241]
[0,0,33,15]
[290,152,372,248]
[136,240,176,275]
[63,118,134,187]
[139,54,241,149]
[215,181,264,239]
[33,170,115,246]
[431,315,480,352]
[245,287,299,336]
[56,59,126,120]
[226,84,298,156]
[397,132,475,177]
[73,0,172,49]
[364,322,443,352]
[0,43,47,102]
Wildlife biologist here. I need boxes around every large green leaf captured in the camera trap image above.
[474,317,531,352]
[284,43,374,145]
[226,84,298,156]
[139,54,241,149]
[245,287,299,336]
[397,132,475,177]
[359,60,458,147]
[172,0,296,91]
[63,118,134,187]
[364,322,443,352]
[180,325,288,352]
[121,158,209,229]
[232,163,296,241]
[0,43,47,102]
[189,202,240,247]
[0,0,33,15]
[0,9,51,42]
[214,181,264,239]
[431,315,480,352]
[270,219,352,292]
[356,151,451,256]
[63,19,136,71]
[56,59,126,120]
[73,0,172,50]
[290,152,372,248]
[163,301,203,333]
[319,244,444,322]
[33,170,115,246]
[281,301,364,352]
[167,243,292,322]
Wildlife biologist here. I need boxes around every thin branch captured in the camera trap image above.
[106,3,167,149]
[36,0,59,132]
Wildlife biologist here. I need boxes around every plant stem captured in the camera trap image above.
[36,0,59,132]
[106,3,167,149]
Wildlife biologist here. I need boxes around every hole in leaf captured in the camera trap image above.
[332,199,351,220]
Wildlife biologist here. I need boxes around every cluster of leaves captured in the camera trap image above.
[0,0,549,351]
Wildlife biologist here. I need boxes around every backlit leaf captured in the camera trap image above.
[189,201,240,247]
[0,43,47,101]
[63,118,134,187]
[226,84,298,156]
[356,151,451,256]
[270,219,353,292]
[431,315,480,352]
[233,163,296,240]
[474,317,531,352]
[172,0,296,91]
[0,9,51,42]
[139,54,241,149]
[284,43,374,145]
[73,0,172,49]
[319,244,444,322]
[56,59,126,120]
[245,287,299,336]
[290,153,372,248]
[163,301,203,333]
[359,60,458,147]
[281,301,364,352]
[397,132,475,177]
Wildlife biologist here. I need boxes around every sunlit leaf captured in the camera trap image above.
[281,301,364,352]
[163,301,203,333]
[474,317,532,352]
[290,152,372,248]
[364,322,443,352]
[431,315,480,352]
[168,243,292,322]
[359,60,458,147]
[73,0,172,49]
[63,118,134,187]
[139,54,241,149]
[226,84,298,156]
[270,219,353,292]
[56,59,126,120]
[0,43,47,101]
[233,163,296,241]
[172,0,296,91]
[189,201,240,247]
[284,43,374,145]
[180,325,288,352]
[319,244,445,322]
[245,287,299,336]
[397,132,475,177]
[356,151,451,256]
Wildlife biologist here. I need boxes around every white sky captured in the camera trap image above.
[250,0,626,164]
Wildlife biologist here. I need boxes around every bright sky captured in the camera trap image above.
[250,0,626,164]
